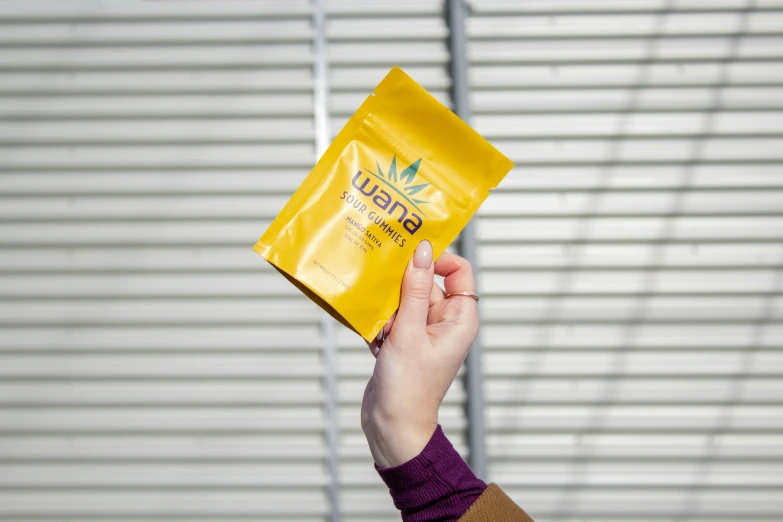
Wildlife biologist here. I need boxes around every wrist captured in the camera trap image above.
[363,412,437,468]
[374,425,488,519]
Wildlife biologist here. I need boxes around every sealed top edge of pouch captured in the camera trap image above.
[253,66,514,342]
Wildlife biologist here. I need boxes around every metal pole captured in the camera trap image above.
[320,316,341,522]
[447,0,487,480]
[311,1,341,520]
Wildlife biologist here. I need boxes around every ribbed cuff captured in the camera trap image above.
[375,425,487,522]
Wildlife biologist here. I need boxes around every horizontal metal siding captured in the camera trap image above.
[468,0,783,520]
[0,1,331,520]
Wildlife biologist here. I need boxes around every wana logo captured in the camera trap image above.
[350,156,431,235]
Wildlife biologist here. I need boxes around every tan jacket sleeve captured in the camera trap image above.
[458,483,534,522]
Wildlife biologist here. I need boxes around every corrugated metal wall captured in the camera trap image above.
[468,0,783,520]
[0,1,331,519]
[1,0,782,521]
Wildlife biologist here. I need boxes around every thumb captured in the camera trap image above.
[394,240,434,336]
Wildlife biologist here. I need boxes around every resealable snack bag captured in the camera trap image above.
[253,66,513,342]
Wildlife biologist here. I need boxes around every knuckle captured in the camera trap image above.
[405,279,431,300]
[450,253,473,272]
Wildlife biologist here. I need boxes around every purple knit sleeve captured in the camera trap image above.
[375,425,487,522]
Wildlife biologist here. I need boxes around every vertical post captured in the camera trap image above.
[446,0,487,479]
[320,316,341,522]
[311,1,341,521]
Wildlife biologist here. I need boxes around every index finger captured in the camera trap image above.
[434,252,476,295]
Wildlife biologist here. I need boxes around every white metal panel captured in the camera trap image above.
[0,69,315,92]
[468,0,783,520]
[0,1,333,521]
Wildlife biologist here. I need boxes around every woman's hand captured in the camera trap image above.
[361,240,479,468]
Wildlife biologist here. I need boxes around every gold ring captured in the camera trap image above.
[445,291,479,302]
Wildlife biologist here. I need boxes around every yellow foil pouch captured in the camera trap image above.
[253,66,513,342]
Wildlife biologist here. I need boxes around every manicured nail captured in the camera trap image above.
[376,328,383,341]
[413,240,432,269]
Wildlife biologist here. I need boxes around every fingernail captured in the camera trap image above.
[376,328,383,341]
[413,240,432,269]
